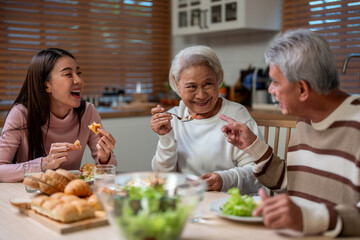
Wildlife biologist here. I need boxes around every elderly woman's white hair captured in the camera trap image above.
[169,45,224,95]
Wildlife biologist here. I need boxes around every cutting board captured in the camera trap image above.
[22,209,108,234]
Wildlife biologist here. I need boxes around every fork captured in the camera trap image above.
[166,112,194,122]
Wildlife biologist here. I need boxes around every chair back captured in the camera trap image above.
[255,119,297,160]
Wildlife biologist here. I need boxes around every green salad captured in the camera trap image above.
[79,174,94,181]
[221,188,258,217]
[114,184,193,240]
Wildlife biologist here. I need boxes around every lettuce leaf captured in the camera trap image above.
[221,188,257,217]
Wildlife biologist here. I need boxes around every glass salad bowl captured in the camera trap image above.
[94,172,207,240]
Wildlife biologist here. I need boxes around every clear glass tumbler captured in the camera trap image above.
[23,161,47,193]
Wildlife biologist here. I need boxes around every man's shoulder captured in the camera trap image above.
[338,94,360,121]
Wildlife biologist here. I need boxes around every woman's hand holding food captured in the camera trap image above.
[42,143,72,169]
[219,114,257,150]
[95,128,116,163]
[150,105,173,135]
[200,172,223,191]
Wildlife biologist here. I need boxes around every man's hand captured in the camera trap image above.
[219,114,257,149]
[253,188,303,231]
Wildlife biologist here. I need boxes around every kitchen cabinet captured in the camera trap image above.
[172,0,281,36]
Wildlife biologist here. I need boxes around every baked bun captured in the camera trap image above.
[86,194,103,211]
[64,179,92,197]
[23,169,81,195]
[9,197,31,210]
[88,122,101,134]
[56,168,79,181]
[31,194,95,223]
[23,176,40,190]
[30,173,61,195]
[42,169,70,192]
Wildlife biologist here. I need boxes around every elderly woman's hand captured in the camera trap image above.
[150,105,173,135]
[200,172,223,191]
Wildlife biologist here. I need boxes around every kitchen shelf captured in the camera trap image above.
[172,0,281,36]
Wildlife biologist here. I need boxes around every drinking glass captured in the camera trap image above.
[189,190,205,222]
[23,161,47,193]
[93,164,116,190]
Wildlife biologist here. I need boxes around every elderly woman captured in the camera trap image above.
[150,45,263,193]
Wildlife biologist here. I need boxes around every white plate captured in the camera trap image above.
[209,196,263,223]
[70,170,94,183]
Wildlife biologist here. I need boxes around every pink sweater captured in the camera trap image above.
[0,102,117,182]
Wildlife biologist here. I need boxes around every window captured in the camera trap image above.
[282,0,360,94]
[0,0,171,102]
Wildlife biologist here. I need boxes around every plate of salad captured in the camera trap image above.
[209,188,263,223]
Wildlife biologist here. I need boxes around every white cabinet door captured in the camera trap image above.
[172,0,281,36]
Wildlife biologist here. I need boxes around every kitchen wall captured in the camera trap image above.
[81,31,284,172]
[172,30,281,86]
[81,116,157,172]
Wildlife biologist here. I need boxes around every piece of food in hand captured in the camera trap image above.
[221,188,258,217]
[80,163,95,181]
[74,139,81,149]
[67,139,81,151]
[88,121,101,134]
[182,114,198,121]
[31,193,95,223]
[64,179,92,197]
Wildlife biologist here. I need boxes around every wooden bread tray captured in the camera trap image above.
[22,209,108,234]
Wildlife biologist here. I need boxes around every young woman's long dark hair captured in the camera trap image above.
[13,48,86,160]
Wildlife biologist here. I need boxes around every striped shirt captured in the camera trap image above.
[245,94,360,236]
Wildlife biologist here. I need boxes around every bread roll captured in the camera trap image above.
[23,177,40,191]
[43,169,69,191]
[31,172,61,195]
[56,168,79,181]
[31,194,95,223]
[64,179,92,197]
[86,194,103,211]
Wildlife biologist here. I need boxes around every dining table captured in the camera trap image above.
[0,182,358,240]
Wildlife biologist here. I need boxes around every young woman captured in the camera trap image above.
[0,48,117,182]
[150,45,263,193]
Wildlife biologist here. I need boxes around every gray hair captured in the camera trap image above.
[264,28,339,94]
[169,45,224,95]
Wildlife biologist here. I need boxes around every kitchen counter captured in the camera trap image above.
[0,105,296,128]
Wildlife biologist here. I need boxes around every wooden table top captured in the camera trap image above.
[1,183,357,240]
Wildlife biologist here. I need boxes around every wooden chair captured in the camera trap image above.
[255,119,297,160]
[255,119,297,195]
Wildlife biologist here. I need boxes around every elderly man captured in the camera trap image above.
[220,29,360,237]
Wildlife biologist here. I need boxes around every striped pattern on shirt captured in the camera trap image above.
[250,95,360,236]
